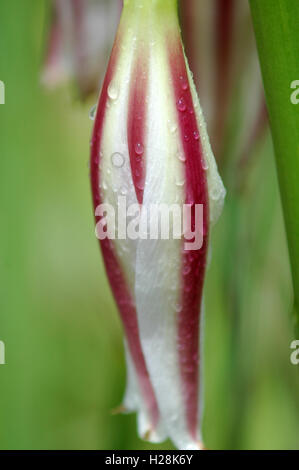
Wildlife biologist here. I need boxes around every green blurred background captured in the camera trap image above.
[0,0,298,450]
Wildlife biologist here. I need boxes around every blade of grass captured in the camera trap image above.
[249,0,299,335]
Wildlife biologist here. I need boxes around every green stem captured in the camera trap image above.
[250,0,299,335]
[124,0,177,12]
[121,0,178,30]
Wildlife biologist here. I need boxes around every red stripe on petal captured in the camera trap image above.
[90,38,159,429]
[127,50,148,204]
[168,38,209,440]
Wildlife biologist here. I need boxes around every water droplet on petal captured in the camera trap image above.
[183,265,191,276]
[93,154,99,165]
[178,152,186,162]
[108,82,119,100]
[111,152,125,168]
[176,176,185,187]
[135,142,144,155]
[136,180,145,190]
[168,120,177,134]
[174,303,182,313]
[202,158,209,170]
[177,97,186,112]
[89,104,97,121]
[193,130,200,140]
[180,76,189,91]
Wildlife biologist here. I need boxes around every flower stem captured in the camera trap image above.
[123,0,178,14]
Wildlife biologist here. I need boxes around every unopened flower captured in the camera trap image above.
[180,0,267,163]
[90,0,225,450]
[42,0,121,98]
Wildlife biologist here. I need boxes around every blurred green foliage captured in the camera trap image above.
[0,0,298,450]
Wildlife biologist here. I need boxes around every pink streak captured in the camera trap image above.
[90,36,159,430]
[168,38,209,440]
[127,51,148,204]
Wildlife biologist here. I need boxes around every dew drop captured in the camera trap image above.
[176,176,185,187]
[193,130,200,140]
[177,152,186,162]
[202,158,209,170]
[107,82,119,100]
[136,180,145,190]
[135,142,144,155]
[93,154,99,165]
[177,97,186,112]
[89,104,97,121]
[174,303,182,313]
[183,265,191,276]
[180,76,189,91]
[168,120,177,134]
[111,152,125,168]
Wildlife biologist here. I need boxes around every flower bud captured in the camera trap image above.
[90,0,225,450]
